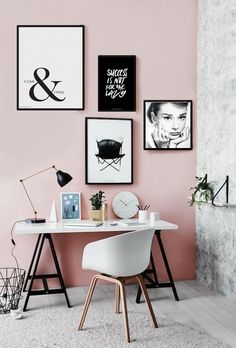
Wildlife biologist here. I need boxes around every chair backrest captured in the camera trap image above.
[82,228,155,277]
[96,139,123,159]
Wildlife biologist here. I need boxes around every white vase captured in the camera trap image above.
[49,200,58,222]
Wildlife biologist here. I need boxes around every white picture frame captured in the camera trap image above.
[17,25,84,110]
[60,192,81,220]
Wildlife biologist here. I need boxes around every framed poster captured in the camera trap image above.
[85,117,133,184]
[98,55,136,111]
[144,100,193,150]
[17,25,84,110]
[60,192,81,220]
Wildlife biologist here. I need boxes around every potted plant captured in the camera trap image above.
[89,191,105,221]
[189,176,213,208]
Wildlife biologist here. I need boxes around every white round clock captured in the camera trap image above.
[112,191,139,219]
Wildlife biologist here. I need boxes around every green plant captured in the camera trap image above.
[89,191,105,210]
[189,176,213,208]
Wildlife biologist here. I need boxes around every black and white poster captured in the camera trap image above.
[98,55,136,111]
[85,118,133,184]
[144,100,192,150]
[17,25,84,110]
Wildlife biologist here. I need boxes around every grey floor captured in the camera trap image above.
[23,280,236,348]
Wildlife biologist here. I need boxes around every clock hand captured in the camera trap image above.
[126,200,135,205]
[120,199,127,206]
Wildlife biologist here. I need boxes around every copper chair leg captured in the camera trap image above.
[78,275,99,330]
[135,274,158,328]
[119,280,130,343]
[115,283,121,314]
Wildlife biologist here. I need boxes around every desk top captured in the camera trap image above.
[15,219,178,235]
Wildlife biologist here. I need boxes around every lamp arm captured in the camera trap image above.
[20,165,58,220]
[20,165,57,181]
[20,180,38,220]
[20,165,71,223]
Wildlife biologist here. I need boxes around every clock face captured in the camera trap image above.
[112,191,139,219]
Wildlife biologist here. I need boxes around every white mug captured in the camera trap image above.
[139,210,148,223]
[150,212,160,225]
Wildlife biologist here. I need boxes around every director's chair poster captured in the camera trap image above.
[98,55,136,111]
[17,25,84,110]
[85,117,133,184]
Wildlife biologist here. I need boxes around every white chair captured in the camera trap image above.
[78,228,158,343]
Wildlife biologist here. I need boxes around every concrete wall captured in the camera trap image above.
[197,0,236,294]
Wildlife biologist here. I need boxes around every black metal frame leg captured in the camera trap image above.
[136,230,179,303]
[23,234,45,311]
[23,233,71,311]
[156,231,179,301]
[23,234,42,292]
[47,234,71,308]
[136,253,159,303]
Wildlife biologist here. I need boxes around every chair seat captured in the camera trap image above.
[82,229,155,277]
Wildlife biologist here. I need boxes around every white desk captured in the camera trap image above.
[15,219,177,234]
[15,219,179,311]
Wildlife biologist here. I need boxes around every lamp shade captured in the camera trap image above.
[56,170,73,187]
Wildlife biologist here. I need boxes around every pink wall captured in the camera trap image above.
[0,0,197,286]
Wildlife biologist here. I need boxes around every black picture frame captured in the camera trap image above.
[17,25,84,110]
[143,100,193,150]
[85,117,133,184]
[98,55,136,112]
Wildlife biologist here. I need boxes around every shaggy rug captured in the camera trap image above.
[0,304,228,348]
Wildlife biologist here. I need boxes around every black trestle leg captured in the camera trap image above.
[46,234,71,308]
[23,233,71,311]
[23,234,42,292]
[136,230,179,303]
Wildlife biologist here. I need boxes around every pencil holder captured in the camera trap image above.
[138,210,148,223]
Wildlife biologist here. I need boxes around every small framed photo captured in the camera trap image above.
[60,192,81,220]
[98,55,136,111]
[144,100,192,150]
[85,117,133,184]
[17,25,84,110]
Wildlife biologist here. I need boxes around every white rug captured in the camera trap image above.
[0,303,228,348]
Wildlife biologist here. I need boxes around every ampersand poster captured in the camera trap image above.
[17,25,84,110]
[98,55,136,111]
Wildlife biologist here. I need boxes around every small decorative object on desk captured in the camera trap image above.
[61,192,81,220]
[150,212,160,225]
[137,204,150,223]
[49,200,58,222]
[89,191,105,221]
[102,202,108,221]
